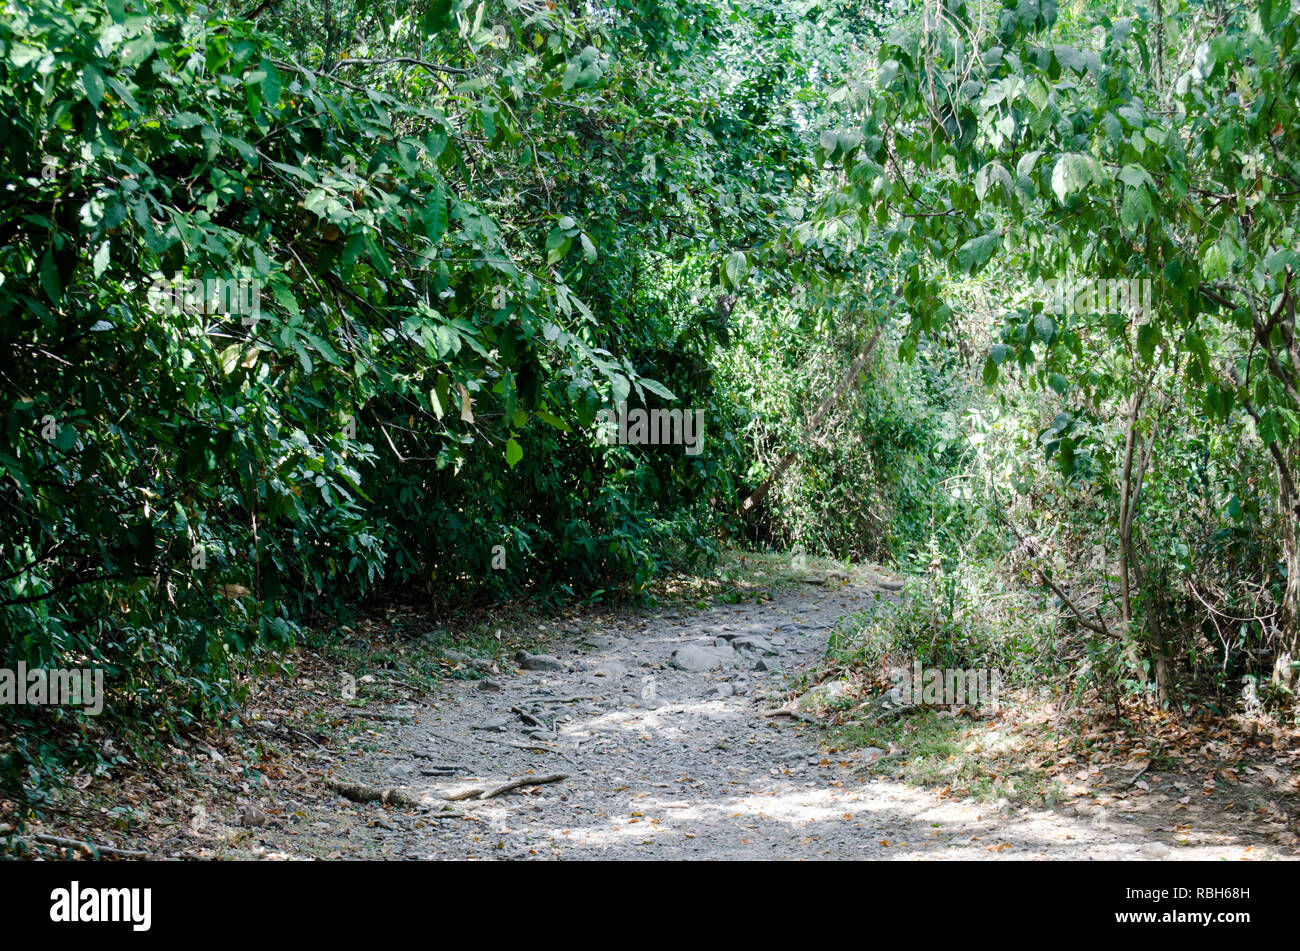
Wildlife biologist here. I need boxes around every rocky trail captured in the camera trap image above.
[301,575,1286,860]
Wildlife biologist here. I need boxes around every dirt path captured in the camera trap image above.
[311,579,1287,860]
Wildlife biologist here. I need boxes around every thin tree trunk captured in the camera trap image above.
[1119,384,1152,688]
[1119,379,1175,706]
[1279,452,1300,653]
[1226,363,1300,653]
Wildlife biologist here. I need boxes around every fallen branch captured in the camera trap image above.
[482,735,579,766]
[510,706,548,729]
[322,779,418,807]
[444,773,569,802]
[253,720,326,749]
[1126,744,1162,788]
[442,786,489,802]
[479,773,568,801]
[0,824,148,858]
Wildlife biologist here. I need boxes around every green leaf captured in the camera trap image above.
[546,227,572,265]
[431,376,450,419]
[505,437,523,468]
[364,233,390,272]
[975,161,1013,202]
[342,233,366,279]
[83,65,105,109]
[535,409,571,432]
[1051,153,1094,202]
[1117,164,1155,189]
[1136,322,1160,363]
[1016,150,1044,178]
[92,241,111,278]
[955,232,1001,274]
[38,250,62,303]
[259,58,282,106]
[982,355,1000,385]
[1265,249,1300,278]
[638,377,678,401]
[225,135,258,166]
[426,182,449,243]
[219,344,243,375]
[252,244,272,276]
[724,250,749,288]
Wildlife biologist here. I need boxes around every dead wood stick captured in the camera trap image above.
[0,826,148,862]
[444,773,569,802]
[1126,744,1163,788]
[287,728,325,748]
[511,706,547,728]
[254,720,325,748]
[322,779,418,807]
[479,773,568,800]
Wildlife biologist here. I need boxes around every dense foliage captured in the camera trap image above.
[822,0,1300,709]
[0,0,895,796]
[3,0,1297,805]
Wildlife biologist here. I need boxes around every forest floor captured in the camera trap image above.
[9,556,1300,860]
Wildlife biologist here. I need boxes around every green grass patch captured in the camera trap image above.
[831,702,1064,806]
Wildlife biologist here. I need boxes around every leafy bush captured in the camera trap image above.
[829,559,1051,679]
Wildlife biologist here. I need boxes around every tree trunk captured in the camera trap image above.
[1279,466,1300,654]
[1119,384,1155,690]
